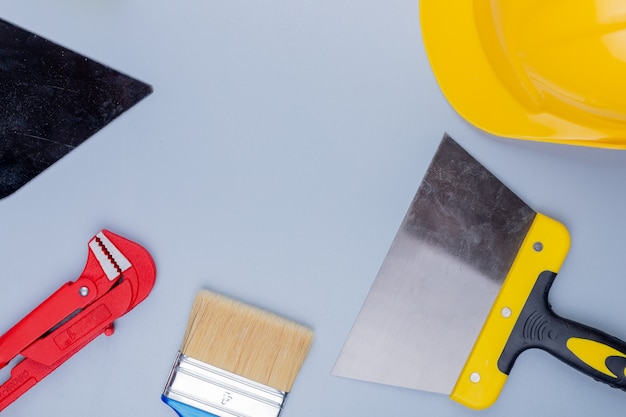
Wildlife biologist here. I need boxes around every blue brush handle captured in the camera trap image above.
[161,395,219,417]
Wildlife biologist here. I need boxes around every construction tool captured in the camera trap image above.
[421,1,626,149]
[0,230,156,412]
[333,134,626,408]
[162,289,313,417]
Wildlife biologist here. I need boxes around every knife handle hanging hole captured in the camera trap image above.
[79,286,89,297]
[533,242,544,252]
[470,372,481,383]
[501,307,512,318]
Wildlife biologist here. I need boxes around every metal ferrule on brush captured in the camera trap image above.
[163,352,287,417]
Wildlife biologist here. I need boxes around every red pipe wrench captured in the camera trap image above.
[0,230,156,412]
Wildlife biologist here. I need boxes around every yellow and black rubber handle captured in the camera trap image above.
[450,214,626,409]
[499,270,626,389]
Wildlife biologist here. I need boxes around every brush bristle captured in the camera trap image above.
[180,290,313,393]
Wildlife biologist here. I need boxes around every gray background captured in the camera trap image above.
[2,1,626,416]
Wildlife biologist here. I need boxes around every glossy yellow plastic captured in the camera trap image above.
[566,338,626,378]
[450,213,570,409]
[420,0,626,149]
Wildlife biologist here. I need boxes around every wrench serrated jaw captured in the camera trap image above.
[88,231,132,281]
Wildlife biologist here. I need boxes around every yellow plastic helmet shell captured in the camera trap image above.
[420,0,626,149]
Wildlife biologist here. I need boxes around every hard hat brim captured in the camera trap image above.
[420,0,626,149]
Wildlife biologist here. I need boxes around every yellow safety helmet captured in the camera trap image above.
[420,0,626,149]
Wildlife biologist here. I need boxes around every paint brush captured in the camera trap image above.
[162,289,313,417]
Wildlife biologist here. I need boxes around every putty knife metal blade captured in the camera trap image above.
[0,18,152,199]
[332,134,536,393]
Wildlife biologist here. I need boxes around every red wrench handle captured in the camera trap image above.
[0,279,98,369]
[0,327,107,413]
[0,355,53,412]
[0,279,134,411]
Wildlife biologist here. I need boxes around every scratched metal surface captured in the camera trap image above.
[0,18,151,199]
[1,1,626,417]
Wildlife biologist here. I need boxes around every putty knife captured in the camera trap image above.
[332,134,626,409]
[0,18,152,199]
